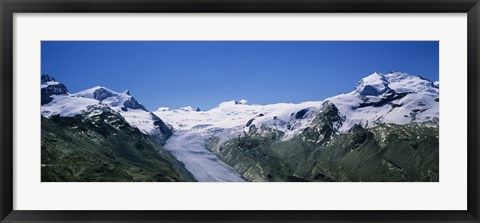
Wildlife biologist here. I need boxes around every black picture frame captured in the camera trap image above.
[1,0,479,222]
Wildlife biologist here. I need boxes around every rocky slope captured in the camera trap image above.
[41,74,193,182]
[206,102,438,182]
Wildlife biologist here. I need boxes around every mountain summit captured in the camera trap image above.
[329,71,438,131]
[41,74,69,105]
[355,71,438,96]
[75,86,147,111]
[41,76,172,144]
[355,72,392,96]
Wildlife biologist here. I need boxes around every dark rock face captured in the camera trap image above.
[150,113,174,142]
[358,85,388,96]
[295,108,309,119]
[245,113,266,128]
[355,75,391,96]
[41,84,69,104]
[123,97,147,111]
[93,88,115,101]
[41,74,56,83]
[356,91,408,109]
[246,118,255,127]
[41,75,68,105]
[234,100,244,105]
[300,102,343,143]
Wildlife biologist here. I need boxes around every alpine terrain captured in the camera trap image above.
[41,71,439,182]
[41,74,195,182]
[154,71,439,182]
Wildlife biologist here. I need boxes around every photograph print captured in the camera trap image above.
[41,41,439,182]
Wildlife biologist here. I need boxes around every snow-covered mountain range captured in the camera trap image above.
[42,71,438,139]
[41,71,439,182]
[154,71,439,140]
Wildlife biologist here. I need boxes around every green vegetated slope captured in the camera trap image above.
[207,103,439,182]
[41,108,195,182]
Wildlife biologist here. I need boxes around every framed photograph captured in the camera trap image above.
[1,0,479,222]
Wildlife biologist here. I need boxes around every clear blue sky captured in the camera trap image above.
[41,41,438,111]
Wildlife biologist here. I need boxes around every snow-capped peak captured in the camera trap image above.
[157,107,170,112]
[328,71,439,132]
[41,74,66,90]
[41,74,69,105]
[218,99,248,107]
[41,78,173,142]
[355,71,438,96]
[75,86,116,101]
[355,72,391,96]
[74,86,147,111]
